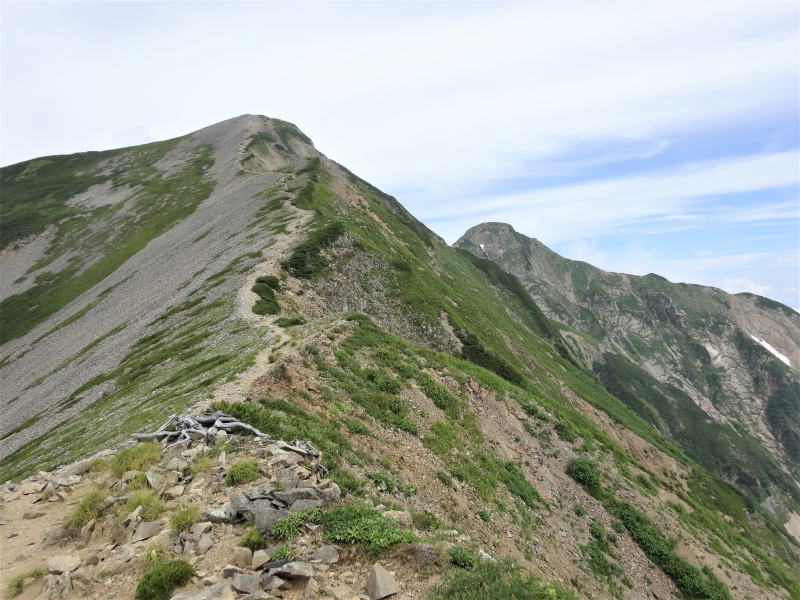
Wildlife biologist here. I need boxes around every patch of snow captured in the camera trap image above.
[751,335,791,367]
[479,243,485,252]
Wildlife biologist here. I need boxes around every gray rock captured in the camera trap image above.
[131,521,161,543]
[190,521,213,539]
[260,574,290,591]
[272,487,321,505]
[251,550,269,570]
[123,505,143,527]
[366,563,398,600]
[48,555,81,574]
[203,502,236,523]
[311,545,339,564]
[221,565,243,579]
[233,546,252,569]
[63,459,91,477]
[166,457,189,473]
[275,561,313,580]
[146,469,165,491]
[232,573,259,594]
[253,502,286,532]
[289,498,323,512]
[170,581,234,600]
[273,469,299,489]
[244,484,274,500]
[197,533,214,555]
[53,475,81,488]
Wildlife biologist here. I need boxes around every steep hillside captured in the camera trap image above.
[1,117,799,599]
[455,223,800,517]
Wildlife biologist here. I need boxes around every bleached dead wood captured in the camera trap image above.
[131,411,275,452]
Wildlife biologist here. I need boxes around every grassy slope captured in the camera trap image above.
[1,133,798,597]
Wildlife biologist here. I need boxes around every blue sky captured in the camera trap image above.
[2,1,798,308]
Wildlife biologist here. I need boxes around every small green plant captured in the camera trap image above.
[320,501,415,556]
[128,472,148,490]
[5,567,43,598]
[437,470,453,487]
[566,457,603,497]
[367,471,395,492]
[125,490,165,520]
[64,488,106,531]
[225,458,260,486]
[477,510,491,522]
[270,544,295,561]
[111,443,161,476]
[272,507,322,539]
[171,504,200,533]
[412,510,442,531]
[275,316,306,327]
[239,525,267,550]
[449,545,477,569]
[189,454,214,475]
[430,558,576,600]
[574,504,587,517]
[255,275,280,289]
[134,559,194,600]
[142,544,167,566]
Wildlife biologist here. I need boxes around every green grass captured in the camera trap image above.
[271,507,322,539]
[225,458,261,485]
[429,558,575,600]
[134,559,194,600]
[5,567,44,598]
[110,443,161,476]
[252,281,279,315]
[171,504,201,533]
[270,544,295,561]
[125,490,165,520]
[64,488,106,531]
[320,501,415,556]
[0,142,214,344]
[565,457,602,498]
[239,526,267,551]
[275,316,306,327]
[282,221,345,279]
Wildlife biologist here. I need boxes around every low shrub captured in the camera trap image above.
[270,544,294,561]
[64,488,106,531]
[125,490,165,520]
[134,560,194,600]
[255,275,280,289]
[477,510,491,522]
[429,558,576,600]
[171,504,200,533]
[239,526,266,550]
[110,443,161,476]
[272,507,322,540]
[225,459,260,486]
[449,545,477,569]
[275,316,305,327]
[321,501,415,556]
[566,457,603,497]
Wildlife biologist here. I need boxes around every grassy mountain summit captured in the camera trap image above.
[455,222,800,513]
[1,117,799,599]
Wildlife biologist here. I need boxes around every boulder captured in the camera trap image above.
[197,533,214,555]
[203,502,236,523]
[366,563,399,600]
[251,550,270,570]
[311,545,339,564]
[275,561,313,580]
[289,498,324,513]
[233,546,252,569]
[48,554,81,574]
[170,581,234,600]
[272,487,320,505]
[131,521,161,543]
[232,573,259,594]
[190,521,213,539]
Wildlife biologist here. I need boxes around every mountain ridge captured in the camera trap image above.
[2,115,799,599]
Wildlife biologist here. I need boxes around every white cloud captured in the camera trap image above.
[428,151,798,244]
[721,278,774,296]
